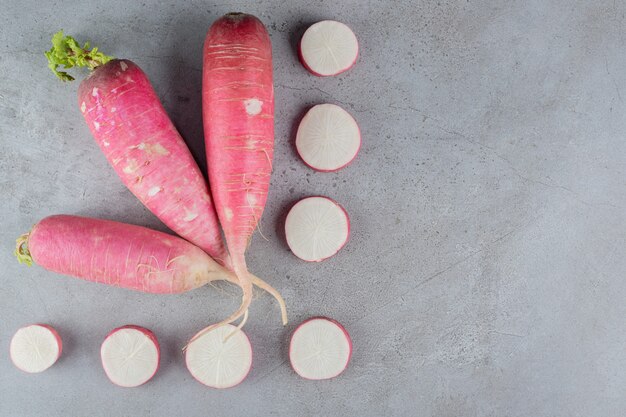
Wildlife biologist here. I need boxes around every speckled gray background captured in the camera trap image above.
[1,1,625,416]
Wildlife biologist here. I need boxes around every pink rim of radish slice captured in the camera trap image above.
[100,325,160,387]
[289,317,352,380]
[10,324,62,373]
[285,196,350,262]
[185,324,252,389]
[299,20,359,76]
[296,104,361,172]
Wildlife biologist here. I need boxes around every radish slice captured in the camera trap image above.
[10,324,62,373]
[285,196,350,262]
[299,20,359,76]
[100,325,160,387]
[289,317,352,380]
[296,104,361,172]
[185,324,252,389]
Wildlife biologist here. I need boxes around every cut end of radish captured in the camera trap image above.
[285,196,350,262]
[299,20,359,76]
[10,324,62,373]
[296,104,361,172]
[290,317,352,380]
[185,324,252,389]
[100,325,160,387]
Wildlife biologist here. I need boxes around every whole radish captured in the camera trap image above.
[198,13,277,339]
[15,215,235,293]
[45,32,286,323]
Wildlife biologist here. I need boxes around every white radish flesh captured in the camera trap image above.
[289,317,352,380]
[100,326,160,387]
[10,324,62,373]
[299,20,359,76]
[296,104,361,172]
[185,324,252,389]
[285,196,350,262]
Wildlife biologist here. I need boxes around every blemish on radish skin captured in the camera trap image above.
[93,121,100,131]
[244,98,262,115]
[103,140,110,147]
[123,160,139,174]
[120,61,128,71]
[81,102,86,113]
[184,212,198,221]
[92,87,99,97]
[148,186,161,197]
[111,107,117,112]
[225,207,234,221]
[152,144,168,155]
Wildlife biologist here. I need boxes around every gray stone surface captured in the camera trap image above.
[1,0,625,415]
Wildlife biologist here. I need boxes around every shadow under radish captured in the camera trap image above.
[160,12,216,177]
[289,104,313,160]
[287,17,325,60]
[274,196,308,253]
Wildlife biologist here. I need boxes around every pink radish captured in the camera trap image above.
[45,32,287,322]
[296,104,361,172]
[10,324,62,373]
[46,31,228,267]
[15,215,237,293]
[197,13,280,339]
[185,324,252,388]
[299,21,359,76]
[285,197,350,262]
[101,325,159,387]
[289,317,352,380]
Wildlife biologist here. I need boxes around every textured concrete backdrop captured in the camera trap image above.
[1,1,625,416]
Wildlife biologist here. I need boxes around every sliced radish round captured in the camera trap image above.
[285,196,350,262]
[296,104,361,172]
[100,325,160,387]
[299,20,359,76]
[10,324,62,373]
[289,317,352,380]
[185,324,252,389]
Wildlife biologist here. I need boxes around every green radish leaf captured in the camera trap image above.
[45,30,114,82]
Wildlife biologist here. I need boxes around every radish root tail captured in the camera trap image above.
[14,232,33,266]
[183,273,253,351]
[224,308,249,342]
[250,274,288,325]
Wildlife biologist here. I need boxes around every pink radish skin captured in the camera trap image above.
[101,325,160,387]
[298,21,359,77]
[46,32,286,328]
[295,104,361,172]
[74,56,285,318]
[285,196,351,262]
[198,13,281,339]
[10,324,63,373]
[17,215,234,293]
[289,317,352,380]
[78,59,229,267]
[185,324,252,388]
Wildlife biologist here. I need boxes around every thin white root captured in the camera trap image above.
[250,274,288,325]
[183,274,253,351]
[224,309,249,342]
